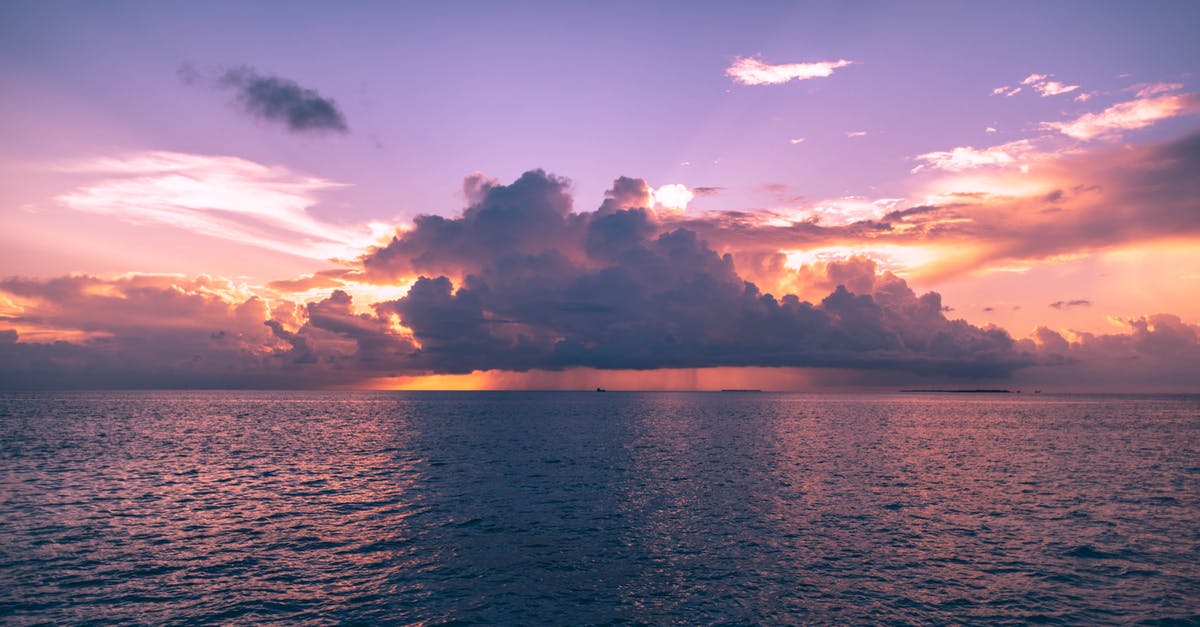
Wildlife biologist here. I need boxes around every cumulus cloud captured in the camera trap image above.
[1021,314,1200,391]
[357,171,1031,378]
[725,56,855,85]
[1043,93,1200,140]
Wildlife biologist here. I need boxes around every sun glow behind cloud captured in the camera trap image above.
[650,183,695,214]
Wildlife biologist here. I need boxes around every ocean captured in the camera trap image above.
[1,391,1197,624]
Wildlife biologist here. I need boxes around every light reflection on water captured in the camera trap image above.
[1,391,1197,624]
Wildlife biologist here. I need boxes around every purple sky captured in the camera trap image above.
[1,1,1199,390]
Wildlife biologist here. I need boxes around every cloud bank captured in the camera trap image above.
[2,170,1048,387]
[7,126,1200,390]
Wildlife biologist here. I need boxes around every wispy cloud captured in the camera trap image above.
[1050,299,1092,310]
[725,56,855,85]
[1042,93,1200,140]
[55,151,388,260]
[912,139,1038,173]
[995,73,1079,98]
[1134,82,1183,98]
[846,131,867,138]
[1022,72,1079,97]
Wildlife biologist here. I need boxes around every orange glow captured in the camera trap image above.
[360,367,824,391]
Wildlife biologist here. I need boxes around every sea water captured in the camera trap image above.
[1,391,1197,624]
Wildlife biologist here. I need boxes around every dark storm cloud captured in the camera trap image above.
[1049,299,1092,310]
[360,170,1033,378]
[205,65,349,134]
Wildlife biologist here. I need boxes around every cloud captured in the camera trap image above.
[356,171,1032,378]
[789,137,806,145]
[1017,73,1080,97]
[663,130,1200,281]
[0,273,427,388]
[205,65,348,133]
[846,131,867,138]
[912,139,1038,173]
[991,85,1022,97]
[725,56,855,85]
[1042,93,1200,140]
[55,151,384,260]
[1021,314,1200,391]
[9,152,1200,389]
[0,274,302,387]
[1049,299,1092,310]
[1134,82,1183,98]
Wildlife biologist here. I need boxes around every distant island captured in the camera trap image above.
[902,384,1012,389]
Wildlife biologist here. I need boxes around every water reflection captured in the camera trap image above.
[1,391,1197,624]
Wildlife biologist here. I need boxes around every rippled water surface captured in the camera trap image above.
[1,391,1198,624]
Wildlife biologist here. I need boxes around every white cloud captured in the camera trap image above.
[1032,80,1079,97]
[1042,93,1200,140]
[1005,73,1079,97]
[789,137,806,144]
[725,56,855,85]
[846,131,867,138]
[911,139,1038,173]
[56,151,383,260]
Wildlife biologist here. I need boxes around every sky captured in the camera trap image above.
[1,0,1199,391]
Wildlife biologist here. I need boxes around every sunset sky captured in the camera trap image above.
[2,1,1198,390]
